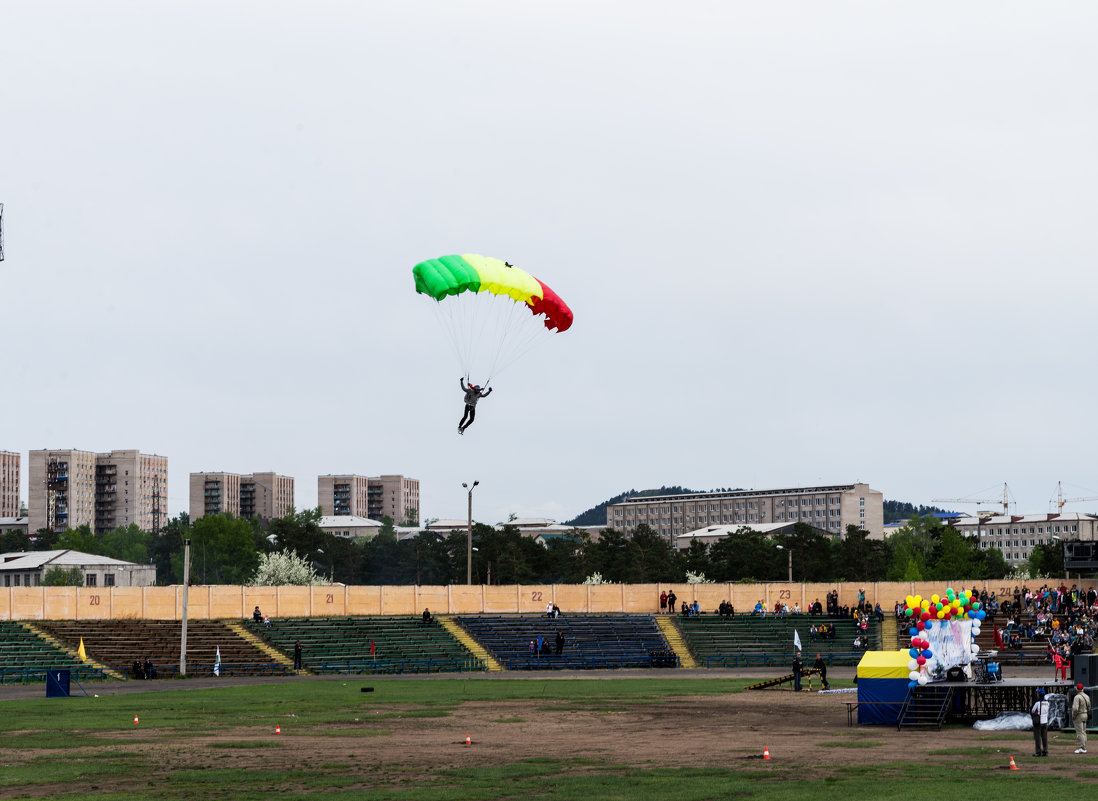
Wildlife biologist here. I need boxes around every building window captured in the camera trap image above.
[86,574,96,587]
[12,574,18,586]
[105,574,115,587]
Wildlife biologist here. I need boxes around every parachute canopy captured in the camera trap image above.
[413,254,572,383]
[413,254,572,332]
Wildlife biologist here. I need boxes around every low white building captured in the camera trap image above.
[319,515,384,540]
[0,550,156,587]
[0,517,28,535]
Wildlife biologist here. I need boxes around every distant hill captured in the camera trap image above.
[565,486,743,527]
[883,500,953,523]
[567,491,948,528]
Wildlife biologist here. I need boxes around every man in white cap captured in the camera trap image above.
[1073,683,1092,754]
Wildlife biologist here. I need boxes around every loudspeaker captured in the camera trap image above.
[1072,654,1098,685]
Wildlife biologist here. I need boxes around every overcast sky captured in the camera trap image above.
[4,2,1098,525]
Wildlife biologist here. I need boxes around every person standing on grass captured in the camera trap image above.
[1074,683,1092,754]
[1031,689,1050,757]
[813,653,829,690]
[792,651,804,692]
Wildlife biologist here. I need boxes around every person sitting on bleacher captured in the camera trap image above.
[422,608,433,625]
[753,601,765,617]
[253,606,262,625]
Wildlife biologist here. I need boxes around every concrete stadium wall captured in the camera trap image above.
[0,579,1091,621]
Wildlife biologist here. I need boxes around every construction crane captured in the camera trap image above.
[1050,481,1098,512]
[932,482,1014,516]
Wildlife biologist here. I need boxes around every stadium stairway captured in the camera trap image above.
[20,623,123,680]
[881,615,898,647]
[655,616,697,668]
[438,617,502,671]
[224,621,304,674]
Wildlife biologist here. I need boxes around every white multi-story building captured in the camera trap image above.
[606,483,884,544]
[950,512,1098,566]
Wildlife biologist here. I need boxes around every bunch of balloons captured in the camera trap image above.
[901,588,985,687]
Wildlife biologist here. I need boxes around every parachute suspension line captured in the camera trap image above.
[432,299,471,378]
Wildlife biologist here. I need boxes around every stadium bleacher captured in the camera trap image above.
[456,614,673,670]
[0,621,114,684]
[36,619,293,678]
[678,614,880,667]
[251,616,482,674]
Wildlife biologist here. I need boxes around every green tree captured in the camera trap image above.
[56,524,100,554]
[0,530,31,553]
[189,514,259,584]
[156,514,191,585]
[708,528,778,582]
[1027,542,1063,578]
[883,516,939,580]
[834,526,889,581]
[42,566,84,586]
[982,546,1010,580]
[100,523,151,565]
[629,524,677,582]
[929,526,986,581]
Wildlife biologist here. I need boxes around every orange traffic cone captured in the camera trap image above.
[465,733,472,746]
[275,725,281,735]
[1009,756,1018,770]
[763,747,771,760]
[133,715,139,725]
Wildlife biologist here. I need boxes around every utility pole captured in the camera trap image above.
[463,480,478,584]
[179,539,191,676]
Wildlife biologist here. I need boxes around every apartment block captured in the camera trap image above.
[189,472,242,519]
[952,512,1098,567]
[189,471,294,521]
[28,449,98,534]
[0,451,19,518]
[94,450,169,534]
[318,474,420,526]
[606,483,885,544]
[318,475,371,517]
[28,449,168,535]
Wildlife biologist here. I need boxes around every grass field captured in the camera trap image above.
[0,676,1091,800]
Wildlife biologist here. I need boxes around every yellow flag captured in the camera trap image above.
[77,637,87,662]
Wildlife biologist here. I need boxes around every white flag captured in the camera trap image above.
[794,629,802,651]
[214,646,221,677]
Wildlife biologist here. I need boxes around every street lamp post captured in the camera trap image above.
[777,544,793,582]
[463,481,478,584]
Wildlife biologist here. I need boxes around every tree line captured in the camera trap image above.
[1,511,1057,586]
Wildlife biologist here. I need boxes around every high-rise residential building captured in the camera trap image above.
[0,451,19,519]
[28,449,98,534]
[369,475,420,525]
[189,471,294,521]
[240,472,295,519]
[93,450,169,534]
[318,474,420,526]
[606,482,885,544]
[318,475,371,517]
[28,449,168,535]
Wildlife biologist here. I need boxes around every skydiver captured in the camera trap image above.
[458,377,492,435]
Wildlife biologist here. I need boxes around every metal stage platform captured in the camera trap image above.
[934,678,1075,722]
